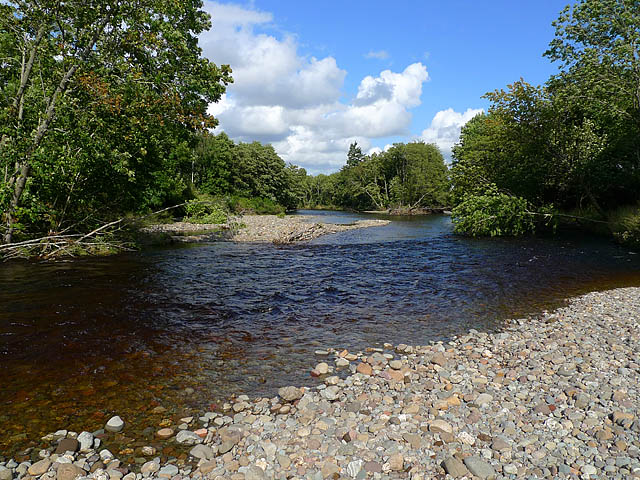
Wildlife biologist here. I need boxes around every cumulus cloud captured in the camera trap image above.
[365,50,390,60]
[200,2,430,174]
[420,108,484,160]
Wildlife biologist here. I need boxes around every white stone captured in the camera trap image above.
[105,416,124,433]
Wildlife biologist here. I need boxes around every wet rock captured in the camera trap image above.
[175,430,202,445]
[356,363,373,376]
[28,459,51,476]
[189,444,214,460]
[278,386,303,402]
[157,465,179,478]
[321,385,341,401]
[55,463,82,480]
[140,461,159,475]
[105,416,124,433]
[0,467,13,480]
[77,432,94,452]
[54,438,79,454]
[156,428,174,439]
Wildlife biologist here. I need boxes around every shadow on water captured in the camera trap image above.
[1,211,640,456]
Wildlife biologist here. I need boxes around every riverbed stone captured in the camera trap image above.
[157,465,179,478]
[442,457,469,477]
[140,461,159,475]
[77,432,94,452]
[54,438,78,454]
[55,463,82,480]
[176,430,202,445]
[463,456,496,479]
[278,386,303,402]
[105,416,124,433]
[156,428,173,439]
[28,459,51,476]
[0,466,13,480]
[189,444,214,460]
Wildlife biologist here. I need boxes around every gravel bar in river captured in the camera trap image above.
[142,215,390,244]
[1,287,639,479]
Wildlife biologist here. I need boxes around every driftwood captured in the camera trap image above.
[0,203,189,261]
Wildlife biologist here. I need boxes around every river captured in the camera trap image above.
[1,211,639,457]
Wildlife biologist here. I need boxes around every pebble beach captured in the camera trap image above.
[1,287,639,480]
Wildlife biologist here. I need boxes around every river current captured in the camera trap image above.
[1,211,639,456]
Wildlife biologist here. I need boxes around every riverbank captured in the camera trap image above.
[141,215,390,245]
[2,286,638,479]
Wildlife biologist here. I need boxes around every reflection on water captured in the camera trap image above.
[1,212,639,456]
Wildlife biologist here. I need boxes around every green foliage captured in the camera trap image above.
[452,194,537,237]
[610,205,640,248]
[226,196,285,215]
[183,199,227,224]
[0,0,232,243]
[451,0,640,238]
[303,141,450,211]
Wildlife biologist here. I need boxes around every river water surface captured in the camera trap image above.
[1,211,639,457]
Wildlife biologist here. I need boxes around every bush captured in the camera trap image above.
[452,193,536,236]
[226,196,285,215]
[183,199,227,224]
[610,205,640,249]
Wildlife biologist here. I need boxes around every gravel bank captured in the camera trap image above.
[230,215,390,244]
[141,215,390,244]
[1,287,639,479]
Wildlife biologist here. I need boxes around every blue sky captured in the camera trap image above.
[201,1,572,174]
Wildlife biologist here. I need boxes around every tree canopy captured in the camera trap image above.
[0,0,232,243]
[451,0,640,241]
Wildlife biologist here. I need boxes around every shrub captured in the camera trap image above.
[452,193,537,236]
[183,199,227,224]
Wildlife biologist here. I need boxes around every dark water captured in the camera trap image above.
[1,211,640,457]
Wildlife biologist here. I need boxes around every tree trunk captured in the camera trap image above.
[2,18,109,244]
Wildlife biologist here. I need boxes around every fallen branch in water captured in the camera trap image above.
[0,203,190,261]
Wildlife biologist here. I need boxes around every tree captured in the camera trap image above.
[346,141,365,167]
[0,0,232,243]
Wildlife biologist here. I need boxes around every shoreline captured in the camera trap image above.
[141,214,391,245]
[2,286,639,479]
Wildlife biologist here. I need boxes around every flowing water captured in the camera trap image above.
[1,211,639,458]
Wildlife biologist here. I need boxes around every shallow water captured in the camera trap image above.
[1,212,639,457]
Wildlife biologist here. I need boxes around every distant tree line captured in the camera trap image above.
[301,141,450,211]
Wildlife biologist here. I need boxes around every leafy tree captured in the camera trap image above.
[0,0,232,243]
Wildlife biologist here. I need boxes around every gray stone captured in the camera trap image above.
[28,459,51,476]
[244,465,266,480]
[442,457,469,478]
[189,444,214,460]
[0,466,13,480]
[175,430,202,445]
[278,386,303,402]
[56,464,82,480]
[463,456,496,479]
[475,393,493,406]
[346,460,362,478]
[77,432,94,452]
[321,385,340,401]
[157,465,179,478]
[105,416,124,433]
[140,461,159,475]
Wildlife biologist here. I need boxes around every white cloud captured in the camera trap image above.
[200,2,430,174]
[365,50,390,60]
[420,108,483,160]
